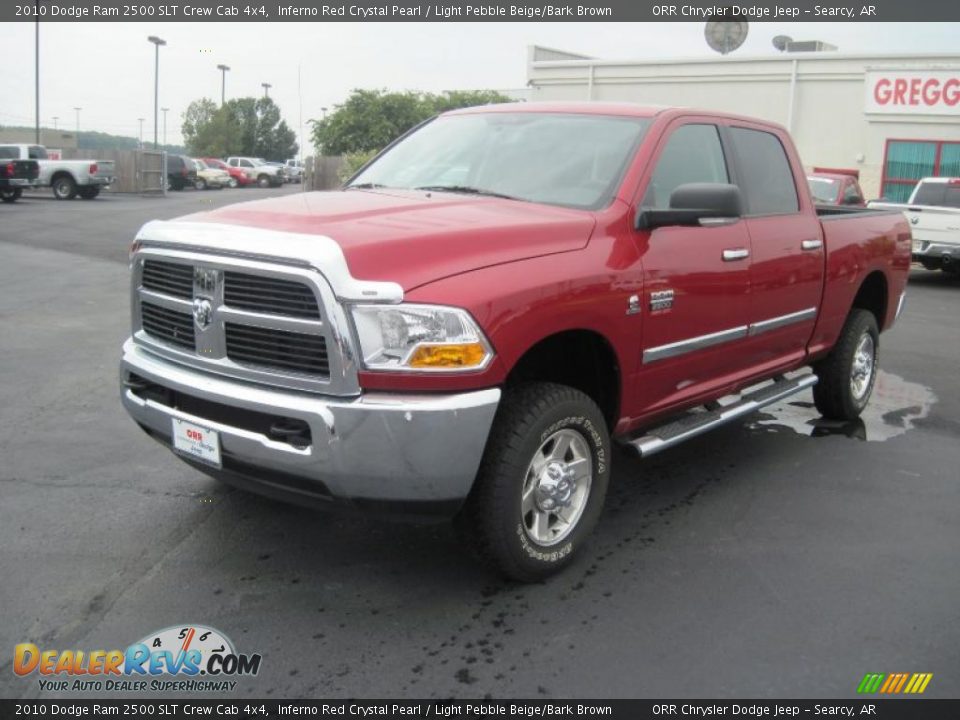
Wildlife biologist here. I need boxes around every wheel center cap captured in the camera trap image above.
[535,462,576,512]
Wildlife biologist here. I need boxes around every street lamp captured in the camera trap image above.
[52,115,59,130]
[147,35,166,149]
[261,82,271,98]
[138,118,145,148]
[73,107,82,136]
[161,107,169,147]
[217,64,230,105]
[34,0,40,143]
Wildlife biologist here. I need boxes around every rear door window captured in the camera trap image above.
[911,182,960,208]
[643,124,729,209]
[729,127,799,215]
[28,146,48,160]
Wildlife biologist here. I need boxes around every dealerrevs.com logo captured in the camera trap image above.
[14,624,262,693]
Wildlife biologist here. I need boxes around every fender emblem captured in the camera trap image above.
[650,289,674,311]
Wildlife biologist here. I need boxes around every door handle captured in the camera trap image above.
[722,248,750,261]
[801,239,823,251]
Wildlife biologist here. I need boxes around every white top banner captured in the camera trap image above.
[865,70,960,115]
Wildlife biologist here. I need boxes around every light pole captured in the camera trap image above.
[217,64,230,106]
[35,0,41,143]
[161,107,169,147]
[52,116,59,130]
[73,107,82,136]
[147,35,166,150]
[138,118,145,148]
[261,82,271,98]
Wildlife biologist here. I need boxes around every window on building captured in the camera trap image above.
[728,127,799,215]
[643,124,728,209]
[881,140,960,203]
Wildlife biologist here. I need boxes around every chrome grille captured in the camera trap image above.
[140,301,195,350]
[142,260,193,299]
[223,271,320,319]
[225,323,329,375]
[134,252,346,391]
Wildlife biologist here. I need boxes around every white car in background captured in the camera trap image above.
[225,157,285,188]
[870,177,960,274]
[284,158,303,183]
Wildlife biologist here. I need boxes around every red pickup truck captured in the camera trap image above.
[121,104,910,580]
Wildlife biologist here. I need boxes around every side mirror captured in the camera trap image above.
[636,183,744,231]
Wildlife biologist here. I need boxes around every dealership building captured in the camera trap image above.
[526,46,960,201]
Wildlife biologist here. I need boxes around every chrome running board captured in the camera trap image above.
[625,373,818,457]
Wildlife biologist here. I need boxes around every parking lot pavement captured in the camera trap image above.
[1,194,958,699]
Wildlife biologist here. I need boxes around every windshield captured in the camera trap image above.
[807,177,838,203]
[349,112,651,210]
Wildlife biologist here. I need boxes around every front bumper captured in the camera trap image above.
[120,339,500,517]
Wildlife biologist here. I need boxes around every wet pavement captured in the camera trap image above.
[1,191,958,699]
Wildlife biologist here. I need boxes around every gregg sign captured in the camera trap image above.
[865,70,960,115]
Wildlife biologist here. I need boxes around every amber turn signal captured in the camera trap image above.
[407,343,488,369]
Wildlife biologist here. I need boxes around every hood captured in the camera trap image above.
[179,188,596,291]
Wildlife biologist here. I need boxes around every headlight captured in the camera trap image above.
[350,304,493,372]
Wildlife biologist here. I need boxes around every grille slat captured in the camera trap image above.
[226,323,329,376]
[142,260,193,299]
[141,301,195,350]
[224,271,320,319]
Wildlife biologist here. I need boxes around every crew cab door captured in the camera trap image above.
[634,121,753,413]
[725,125,825,370]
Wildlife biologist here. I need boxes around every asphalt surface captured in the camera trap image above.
[1,188,958,700]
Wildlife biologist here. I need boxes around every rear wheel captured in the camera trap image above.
[1,188,22,203]
[813,309,879,421]
[456,382,611,582]
[52,175,77,200]
[78,187,100,200]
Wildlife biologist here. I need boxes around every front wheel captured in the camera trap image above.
[227,177,238,189]
[813,309,879,421]
[1,188,23,203]
[257,174,271,188]
[456,382,611,582]
[194,178,207,190]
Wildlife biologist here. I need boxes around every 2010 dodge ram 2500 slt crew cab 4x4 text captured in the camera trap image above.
[120,104,910,581]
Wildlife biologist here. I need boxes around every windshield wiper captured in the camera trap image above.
[415,185,519,201]
[346,182,389,190]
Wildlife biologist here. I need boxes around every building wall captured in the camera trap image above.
[527,49,960,199]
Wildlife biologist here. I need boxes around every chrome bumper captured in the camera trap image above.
[120,339,500,514]
[913,241,960,261]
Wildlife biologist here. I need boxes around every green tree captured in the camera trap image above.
[181,96,298,160]
[311,89,512,156]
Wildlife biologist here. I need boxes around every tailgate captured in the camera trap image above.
[16,161,39,180]
[903,206,960,246]
[94,161,115,178]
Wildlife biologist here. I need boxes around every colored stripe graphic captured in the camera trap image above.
[857,672,932,694]
[857,674,885,694]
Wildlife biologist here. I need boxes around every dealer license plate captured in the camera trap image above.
[172,418,222,468]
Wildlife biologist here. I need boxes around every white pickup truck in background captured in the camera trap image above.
[0,144,115,200]
[870,177,960,275]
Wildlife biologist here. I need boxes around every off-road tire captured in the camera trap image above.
[52,175,77,200]
[813,309,879,421]
[456,382,611,582]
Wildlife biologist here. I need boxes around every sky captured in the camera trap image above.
[1,21,958,149]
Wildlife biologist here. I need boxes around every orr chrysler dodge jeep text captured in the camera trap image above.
[120,103,910,580]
